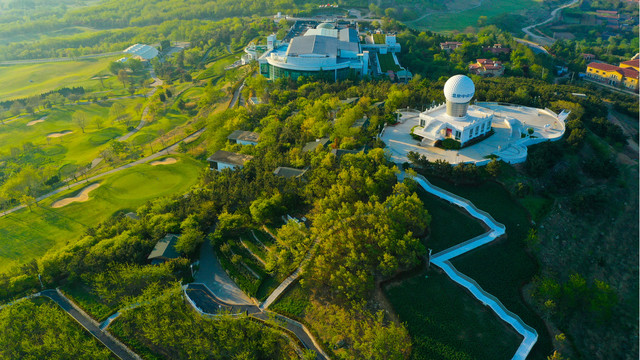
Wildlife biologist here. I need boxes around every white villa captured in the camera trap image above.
[414,75,493,146]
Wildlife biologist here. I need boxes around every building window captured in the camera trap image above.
[455,130,461,140]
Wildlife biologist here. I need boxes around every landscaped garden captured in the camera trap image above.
[377,53,402,72]
[215,227,283,301]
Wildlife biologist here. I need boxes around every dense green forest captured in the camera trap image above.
[0,297,112,359]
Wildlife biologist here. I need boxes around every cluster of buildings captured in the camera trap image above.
[251,21,406,82]
[438,42,509,77]
[585,59,639,91]
[469,59,504,77]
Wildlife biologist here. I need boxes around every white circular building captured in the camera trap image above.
[415,75,493,146]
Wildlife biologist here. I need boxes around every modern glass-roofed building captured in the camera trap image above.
[258,22,370,81]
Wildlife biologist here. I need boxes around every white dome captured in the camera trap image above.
[443,75,475,104]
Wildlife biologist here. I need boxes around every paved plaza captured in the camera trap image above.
[381,102,566,165]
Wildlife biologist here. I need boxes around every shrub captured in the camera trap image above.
[439,138,461,150]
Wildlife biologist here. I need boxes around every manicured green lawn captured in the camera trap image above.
[417,187,485,252]
[415,0,542,33]
[0,56,121,101]
[0,99,143,168]
[385,270,522,360]
[378,53,401,72]
[0,154,204,273]
[426,177,553,358]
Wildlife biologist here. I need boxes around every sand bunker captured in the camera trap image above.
[27,116,47,126]
[47,130,73,138]
[150,157,178,166]
[51,183,100,208]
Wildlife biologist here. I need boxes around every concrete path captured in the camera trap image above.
[40,289,140,360]
[228,81,245,109]
[194,244,253,305]
[403,173,538,360]
[260,267,301,310]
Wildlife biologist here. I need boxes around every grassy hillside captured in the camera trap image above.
[0,56,120,100]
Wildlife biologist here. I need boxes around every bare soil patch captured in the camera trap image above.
[150,157,178,166]
[51,183,100,208]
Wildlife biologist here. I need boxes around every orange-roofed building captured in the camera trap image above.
[586,60,639,91]
[619,59,639,71]
[469,59,504,77]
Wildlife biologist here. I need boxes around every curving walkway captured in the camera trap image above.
[184,282,328,359]
[402,172,538,360]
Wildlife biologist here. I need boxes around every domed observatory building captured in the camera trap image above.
[414,75,493,147]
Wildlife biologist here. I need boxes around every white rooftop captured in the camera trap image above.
[123,44,159,60]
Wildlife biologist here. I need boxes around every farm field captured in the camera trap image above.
[413,0,543,33]
[0,154,204,273]
[426,177,553,358]
[0,56,121,101]
[385,270,522,360]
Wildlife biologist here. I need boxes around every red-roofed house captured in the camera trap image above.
[469,59,504,77]
[581,53,596,61]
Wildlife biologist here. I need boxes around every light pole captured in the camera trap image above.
[190,264,194,278]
